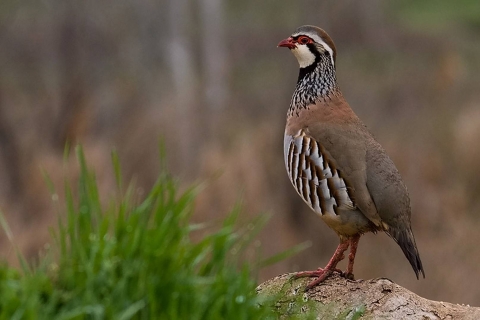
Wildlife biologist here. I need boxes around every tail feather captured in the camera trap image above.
[388,227,425,279]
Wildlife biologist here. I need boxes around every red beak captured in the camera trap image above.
[277,37,296,49]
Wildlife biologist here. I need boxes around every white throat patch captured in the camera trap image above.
[291,44,316,68]
[291,31,335,68]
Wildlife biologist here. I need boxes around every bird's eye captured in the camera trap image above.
[298,36,310,44]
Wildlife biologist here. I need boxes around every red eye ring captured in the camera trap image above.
[298,36,310,44]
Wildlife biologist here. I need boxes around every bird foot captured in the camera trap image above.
[294,268,355,290]
[295,267,343,290]
[342,272,355,280]
[295,267,342,278]
[295,240,353,290]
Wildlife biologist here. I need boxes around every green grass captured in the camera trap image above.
[0,146,300,319]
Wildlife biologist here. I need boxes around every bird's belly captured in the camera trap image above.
[320,208,373,236]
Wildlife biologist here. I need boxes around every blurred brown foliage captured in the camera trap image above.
[1,0,480,306]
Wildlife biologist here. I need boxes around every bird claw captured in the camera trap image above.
[295,267,345,290]
[295,268,355,290]
[295,267,342,279]
[304,270,332,290]
[342,272,355,280]
[294,270,325,279]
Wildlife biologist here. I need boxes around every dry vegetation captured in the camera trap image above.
[1,0,480,307]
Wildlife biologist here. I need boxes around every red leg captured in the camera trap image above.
[295,240,349,289]
[345,234,360,280]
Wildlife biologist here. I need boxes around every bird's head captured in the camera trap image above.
[278,25,336,70]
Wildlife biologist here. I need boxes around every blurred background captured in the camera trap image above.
[1,0,480,306]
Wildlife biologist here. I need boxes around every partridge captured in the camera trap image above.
[278,25,424,289]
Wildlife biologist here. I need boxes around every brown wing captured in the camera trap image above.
[305,121,384,228]
[364,138,412,228]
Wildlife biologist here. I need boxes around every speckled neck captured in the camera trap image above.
[288,54,339,117]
